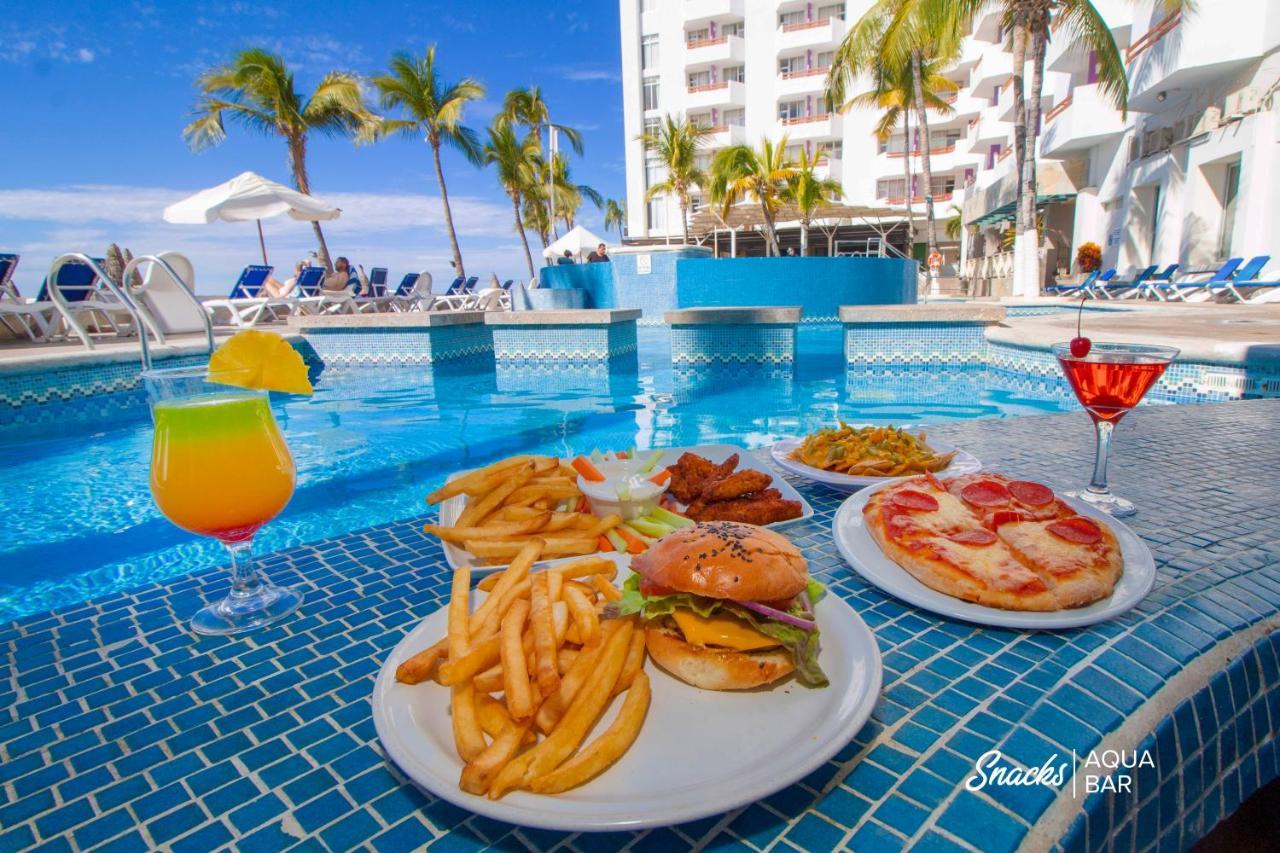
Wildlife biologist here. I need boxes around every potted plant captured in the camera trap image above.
[1075,242,1102,274]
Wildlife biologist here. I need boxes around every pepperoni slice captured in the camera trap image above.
[949,529,997,546]
[1009,480,1055,507]
[891,489,939,512]
[1047,517,1103,545]
[991,510,1025,528]
[959,480,1011,508]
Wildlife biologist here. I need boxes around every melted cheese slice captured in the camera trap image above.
[928,538,1048,593]
[892,489,978,536]
[672,610,782,651]
[998,521,1092,576]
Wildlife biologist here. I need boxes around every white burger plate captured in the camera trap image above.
[438,444,814,574]
[770,435,981,491]
[372,566,882,832]
[831,478,1156,630]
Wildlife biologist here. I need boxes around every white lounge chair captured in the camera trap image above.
[0,254,60,342]
[202,265,280,327]
[393,272,437,312]
[42,255,144,347]
[354,267,394,313]
[132,252,210,339]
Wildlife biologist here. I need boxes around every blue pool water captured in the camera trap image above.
[0,325,1078,621]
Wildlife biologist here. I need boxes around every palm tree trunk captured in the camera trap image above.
[1018,22,1048,295]
[512,195,535,279]
[910,51,938,261]
[288,136,333,272]
[679,190,691,245]
[1009,21,1032,295]
[430,137,466,280]
[801,221,809,255]
[761,203,780,256]
[901,109,914,252]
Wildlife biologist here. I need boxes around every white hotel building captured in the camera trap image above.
[618,0,1280,293]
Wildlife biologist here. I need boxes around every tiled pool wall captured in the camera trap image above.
[300,324,493,367]
[670,323,797,365]
[489,323,637,363]
[844,322,1280,404]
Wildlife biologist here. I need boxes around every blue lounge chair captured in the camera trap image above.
[1161,257,1242,302]
[1135,263,1179,300]
[1094,265,1155,300]
[393,272,420,298]
[202,264,277,327]
[0,253,59,341]
[38,257,141,345]
[1210,255,1272,302]
[354,267,392,313]
[391,271,436,311]
[367,267,389,297]
[1049,268,1105,297]
[1081,268,1117,298]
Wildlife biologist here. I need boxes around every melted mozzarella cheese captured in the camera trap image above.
[899,489,980,535]
[672,609,782,651]
[929,537,1047,592]
[998,522,1091,575]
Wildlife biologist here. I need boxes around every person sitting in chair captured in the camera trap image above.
[324,256,368,295]
[557,250,575,265]
[264,260,307,298]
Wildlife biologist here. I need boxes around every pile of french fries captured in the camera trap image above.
[394,540,650,798]
[425,455,625,564]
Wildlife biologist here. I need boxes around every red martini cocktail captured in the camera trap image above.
[1052,342,1179,517]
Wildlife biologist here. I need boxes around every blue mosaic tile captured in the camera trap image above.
[489,322,638,363]
[301,323,493,366]
[670,323,797,365]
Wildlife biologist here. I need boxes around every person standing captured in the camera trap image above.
[927,248,944,294]
[587,243,610,263]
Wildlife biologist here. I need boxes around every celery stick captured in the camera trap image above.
[638,449,665,474]
[605,529,628,551]
[630,518,674,539]
[621,523,656,545]
[651,506,695,528]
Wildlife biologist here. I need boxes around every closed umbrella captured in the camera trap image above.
[162,171,341,264]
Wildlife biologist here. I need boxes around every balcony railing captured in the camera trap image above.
[703,125,729,133]
[780,113,831,125]
[687,35,728,49]
[780,66,830,79]
[885,144,957,158]
[781,16,835,32]
[1127,11,1181,64]
[997,146,1013,162]
[688,81,729,93]
[882,192,954,205]
[1044,94,1073,124]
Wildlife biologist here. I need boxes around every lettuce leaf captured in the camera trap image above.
[610,575,828,688]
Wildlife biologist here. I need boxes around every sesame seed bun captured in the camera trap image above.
[644,623,795,691]
[631,521,809,602]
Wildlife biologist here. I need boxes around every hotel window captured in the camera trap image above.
[643,116,660,140]
[647,198,667,230]
[640,0,655,10]
[827,140,843,159]
[641,34,658,69]
[722,21,745,37]
[815,51,835,69]
[880,134,908,155]
[687,70,712,89]
[817,3,846,21]
[778,10,806,27]
[930,129,961,149]
[723,108,745,126]
[722,65,745,83]
[877,178,906,199]
[785,144,805,162]
[778,100,805,121]
[694,153,712,171]
[779,55,805,75]
[642,76,659,110]
[686,26,709,44]
[1218,160,1241,259]
[929,176,955,196]
[645,158,665,188]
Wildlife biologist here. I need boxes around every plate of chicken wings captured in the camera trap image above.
[660,445,812,528]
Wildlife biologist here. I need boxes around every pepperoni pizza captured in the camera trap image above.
[863,473,1123,611]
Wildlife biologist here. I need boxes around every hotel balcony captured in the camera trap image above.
[704,123,747,148]
[683,0,744,25]
[778,112,841,141]
[776,66,831,98]
[996,82,1059,123]
[1046,0,1133,73]
[966,108,1011,156]
[947,91,985,121]
[967,49,1013,99]
[685,34,745,66]
[1039,82,1126,157]
[1127,4,1271,112]
[686,79,746,110]
[777,16,847,50]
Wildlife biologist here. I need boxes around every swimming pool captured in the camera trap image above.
[0,325,1078,621]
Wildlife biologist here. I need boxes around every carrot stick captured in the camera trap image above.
[615,525,647,555]
[572,456,606,482]
[576,496,589,513]
[597,534,615,553]
[649,469,671,486]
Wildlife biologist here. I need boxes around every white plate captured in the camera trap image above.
[831,479,1156,630]
[372,573,883,832]
[770,435,982,491]
[438,445,815,573]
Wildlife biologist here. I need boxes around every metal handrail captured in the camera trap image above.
[120,254,216,370]
[44,253,150,351]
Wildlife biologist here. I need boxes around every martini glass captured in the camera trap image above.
[145,364,303,635]
[1052,342,1179,517]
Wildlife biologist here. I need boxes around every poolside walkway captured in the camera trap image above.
[2,399,1278,851]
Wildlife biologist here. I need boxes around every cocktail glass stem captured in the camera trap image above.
[192,535,301,636]
[1087,420,1114,497]
[225,540,264,599]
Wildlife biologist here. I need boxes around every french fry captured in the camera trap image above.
[471,540,542,629]
[446,565,486,762]
[530,573,560,695]
[489,619,635,798]
[529,672,651,794]
[460,720,533,794]
[395,640,447,684]
[583,513,623,539]
[558,647,579,674]
[547,570,564,605]
[508,483,582,507]
[611,627,647,696]
[474,693,514,738]
[540,512,598,533]
[534,627,608,734]
[424,514,550,543]
[532,457,561,474]
[591,574,623,602]
[477,573,501,592]
[473,663,504,694]
[464,538,597,560]
[564,585,600,647]
[494,506,545,521]
[550,557,616,581]
[438,635,502,686]
[500,599,534,719]
[426,455,546,504]
[456,462,536,528]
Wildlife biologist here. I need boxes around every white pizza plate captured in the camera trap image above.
[770,435,982,491]
[831,479,1157,630]
[372,562,882,832]
[438,444,814,574]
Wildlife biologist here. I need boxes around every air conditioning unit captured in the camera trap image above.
[1193,106,1222,136]
[1223,88,1260,121]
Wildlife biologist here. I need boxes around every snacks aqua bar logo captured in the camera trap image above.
[966,748,1155,796]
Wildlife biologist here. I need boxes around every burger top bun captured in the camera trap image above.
[632,521,808,602]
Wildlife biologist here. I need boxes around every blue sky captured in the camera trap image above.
[0,0,625,293]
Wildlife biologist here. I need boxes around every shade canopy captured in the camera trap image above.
[689,201,907,235]
[163,171,341,225]
[542,224,607,260]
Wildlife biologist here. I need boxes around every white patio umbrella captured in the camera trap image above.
[162,171,341,264]
[542,224,607,261]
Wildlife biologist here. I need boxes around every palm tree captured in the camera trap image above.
[944,204,964,240]
[482,123,540,278]
[547,152,603,230]
[830,0,960,263]
[603,199,626,238]
[368,47,485,279]
[637,115,711,244]
[709,137,799,256]
[183,48,377,270]
[497,86,584,154]
[785,147,844,255]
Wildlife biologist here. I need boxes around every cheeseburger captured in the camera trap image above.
[614,521,827,690]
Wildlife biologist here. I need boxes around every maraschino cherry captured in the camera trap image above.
[1070,295,1091,357]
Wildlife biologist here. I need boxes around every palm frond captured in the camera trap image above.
[1056,1,1128,113]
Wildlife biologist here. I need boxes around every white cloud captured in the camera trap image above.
[0,24,99,65]
[562,68,619,83]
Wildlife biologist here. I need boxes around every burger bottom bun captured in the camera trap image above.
[645,624,794,691]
